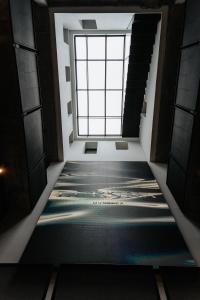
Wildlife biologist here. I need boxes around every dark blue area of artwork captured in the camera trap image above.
[21,162,195,266]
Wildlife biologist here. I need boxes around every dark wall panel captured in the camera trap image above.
[151,5,185,162]
[170,107,193,171]
[167,156,186,211]
[29,158,47,207]
[185,117,200,214]
[167,0,200,222]
[16,48,40,112]
[33,4,59,163]
[9,0,35,48]
[122,89,144,137]
[24,109,44,171]
[122,14,159,138]
[176,45,200,112]
[183,0,200,46]
[0,0,47,229]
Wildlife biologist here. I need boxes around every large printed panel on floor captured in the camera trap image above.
[21,162,195,266]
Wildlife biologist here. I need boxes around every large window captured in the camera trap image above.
[74,34,130,137]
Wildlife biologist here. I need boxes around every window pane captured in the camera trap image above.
[89,118,104,135]
[76,61,87,89]
[77,91,87,116]
[106,61,123,89]
[78,118,87,135]
[106,118,121,135]
[124,58,128,88]
[106,91,122,116]
[122,90,126,112]
[89,91,105,116]
[125,34,131,58]
[88,37,105,59]
[75,37,86,59]
[107,36,124,59]
[88,61,105,89]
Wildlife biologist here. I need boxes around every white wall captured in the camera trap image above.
[55,14,73,161]
[68,140,145,161]
[139,21,161,161]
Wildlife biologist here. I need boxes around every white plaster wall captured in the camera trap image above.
[55,14,73,161]
[139,21,161,161]
[68,140,146,161]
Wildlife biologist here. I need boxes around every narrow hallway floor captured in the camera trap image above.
[21,161,195,266]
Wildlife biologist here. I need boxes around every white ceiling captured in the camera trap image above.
[55,13,134,30]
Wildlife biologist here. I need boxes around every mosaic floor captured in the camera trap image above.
[21,161,195,266]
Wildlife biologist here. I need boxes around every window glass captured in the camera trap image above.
[106,91,122,116]
[76,61,87,89]
[107,36,124,59]
[88,37,105,59]
[106,118,121,135]
[124,59,129,88]
[89,91,105,116]
[88,61,105,89]
[75,37,86,59]
[125,34,131,58]
[106,61,123,89]
[79,118,88,135]
[77,91,87,116]
[89,118,105,135]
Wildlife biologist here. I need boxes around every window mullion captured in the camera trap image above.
[104,36,107,136]
[86,36,89,136]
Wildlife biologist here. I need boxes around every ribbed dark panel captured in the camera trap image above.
[9,0,35,48]
[15,48,40,113]
[122,14,160,137]
[170,107,193,171]
[176,44,200,112]
[33,4,59,164]
[167,156,186,211]
[182,0,200,46]
[24,109,44,172]
[0,0,47,228]
[167,0,200,222]
[29,158,47,207]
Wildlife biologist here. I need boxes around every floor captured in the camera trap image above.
[21,161,194,266]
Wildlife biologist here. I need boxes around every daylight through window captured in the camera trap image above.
[74,34,130,136]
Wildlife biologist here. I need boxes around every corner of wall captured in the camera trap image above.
[54,14,73,161]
